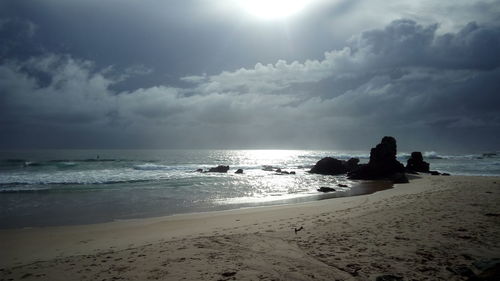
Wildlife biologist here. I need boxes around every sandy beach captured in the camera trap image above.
[1,174,499,280]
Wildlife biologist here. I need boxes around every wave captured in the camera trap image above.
[298,153,370,160]
[333,153,370,159]
[298,151,498,162]
[0,178,155,190]
[27,161,78,167]
[81,158,121,162]
[424,151,500,160]
[397,151,494,160]
[2,159,28,163]
[132,163,217,172]
[0,186,52,193]
[0,158,151,171]
[396,151,444,159]
[1,158,141,165]
[48,158,126,162]
[423,151,444,159]
[397,153,411,159]
[47,158,127,164]
[133,163,173,171]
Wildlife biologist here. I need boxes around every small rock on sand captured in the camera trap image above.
[221,271,237,277]
[317,187,336,193]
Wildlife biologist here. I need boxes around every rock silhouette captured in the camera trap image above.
[207,165,230,173]
[348,136,407,182]
[317,187,336,192]
[310,157,360,175]
[406,151,430,173]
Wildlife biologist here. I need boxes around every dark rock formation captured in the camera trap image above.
[208,165,229,173]
[195,168,203,173]
[406,151,430,173]
[235,169,243,174]
[310,157,347,175]
[317,187,336,192]
[348,136,406,181]
[345,157,360,172]
[262,166,274,171]
[337,184,348,188]
[309,157,359,175]
[290,171,296,175]
[310,157,360,175]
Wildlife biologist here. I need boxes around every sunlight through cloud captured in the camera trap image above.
[238,0,312,20]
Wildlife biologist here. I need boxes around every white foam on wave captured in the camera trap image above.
[133,163,171,171]
[0,168,173,186]
[216,191,319,205]
[60,162,77,166]
[423,151,444,159]
[133,163,206,172]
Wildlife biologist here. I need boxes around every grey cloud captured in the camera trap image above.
[2,0,498,81]
[0,18,37,38]
[1,18,500,151]
[0,18,40,60]
[433,22,500,69]
[0,55,115,125]
[184,19,500,98]
[175,19,500,150]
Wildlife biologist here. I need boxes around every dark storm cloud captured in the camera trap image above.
[0,18,40,60]
[1,0,500,151]
[0,0,346,84]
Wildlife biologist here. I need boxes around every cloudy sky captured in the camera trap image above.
[1,0,499,152]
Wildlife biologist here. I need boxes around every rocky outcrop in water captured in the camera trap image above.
[309,157,360,175]
[348,136,407,182]
[208,165,230,173]
[406,151,430,173]
[345,158,360,172]
[310,157,346,175]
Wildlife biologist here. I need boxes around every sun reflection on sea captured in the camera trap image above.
[200,149,354,205]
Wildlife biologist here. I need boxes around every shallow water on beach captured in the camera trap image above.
[0,149,498,228]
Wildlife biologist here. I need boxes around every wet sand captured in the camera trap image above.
[1,175,499,280]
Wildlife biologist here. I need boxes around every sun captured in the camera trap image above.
[239,0,311,20]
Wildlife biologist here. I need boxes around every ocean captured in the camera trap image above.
[1,149,499,229]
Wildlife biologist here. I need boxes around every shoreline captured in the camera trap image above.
[0,180,395,267]
[0,179,394,230]
[1,174,499,280]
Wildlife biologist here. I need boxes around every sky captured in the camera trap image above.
[1,0,500,152]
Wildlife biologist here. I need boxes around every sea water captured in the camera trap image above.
[0,149,498,228]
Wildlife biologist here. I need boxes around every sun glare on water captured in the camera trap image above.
[239,0,311,20]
